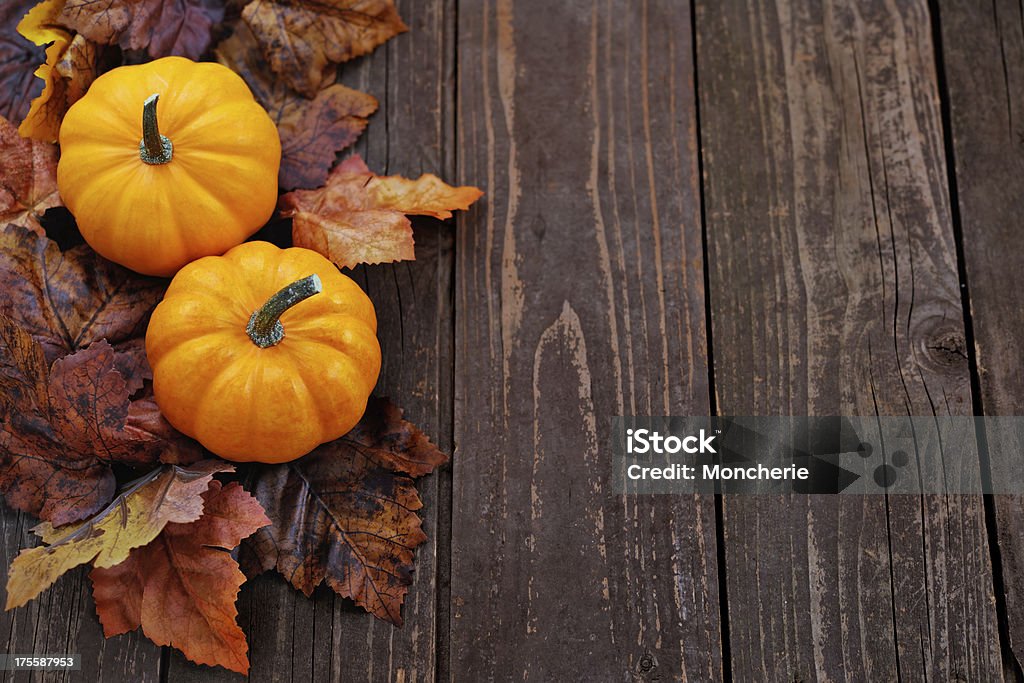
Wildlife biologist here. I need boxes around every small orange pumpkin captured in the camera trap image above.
[57,56,281,277]
[145,241,381,463]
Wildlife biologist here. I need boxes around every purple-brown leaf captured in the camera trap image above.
[241,398,447,625]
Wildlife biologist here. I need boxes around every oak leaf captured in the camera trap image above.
[91,481,269,674]
[0,224,165,369]
[216,23,378,190]
[4,460,231,610]
[0,116,61,234]
[17,0,98,142]
[241,0,407,97]
[281,155,483,269]
[57,0,224,60]
[241,397,447,625]
[0,316,192,524]
[0,0,47,125]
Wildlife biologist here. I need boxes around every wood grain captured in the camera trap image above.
[696,0,1002,680]
[450,1,720,680]
[936,0,1024,674]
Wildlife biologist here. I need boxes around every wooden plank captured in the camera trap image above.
[450,1,720,680]
[696,0,1003,680]
[935,0,1024,673]
[164,1,456,680]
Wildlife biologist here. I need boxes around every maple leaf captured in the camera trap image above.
[17,0,99,142]
[91,481,269,674]
[0,224,165,370]
[216,23,378,190]
[281,155,483,269]
[241,397,447,625]
[0,316,189,524]
[0,0,47,125]
[57,0,224,60]
[241,0,408,97]
[0,116,61,234]
[4,459,231,610]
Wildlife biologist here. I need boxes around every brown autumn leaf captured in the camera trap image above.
[17,0,99,142]
[91,480,269,674]
[0,0,47,125]
[241,0,407,97]
[216,23,378,190]
[0,316,187,525]
[241,397,447,625]
[4,459,231,610]
[0,116,61,234]
[281,155,483,269]
[124,394,205,466]
[0,224,166,370]
[57,0,225,60]
[345,398,452,477]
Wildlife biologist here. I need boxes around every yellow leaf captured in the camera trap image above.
[16,0,97,142]
[369,173,484,220]
[17,0,69,47]
[18,34,96,142]
[5,460,232,610]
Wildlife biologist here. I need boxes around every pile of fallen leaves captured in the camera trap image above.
[0,0,480,674]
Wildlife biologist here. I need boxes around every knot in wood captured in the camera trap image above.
[637,652,657,673]
[924,331,968,368]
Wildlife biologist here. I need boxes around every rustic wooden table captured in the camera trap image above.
[3,0,1024,680]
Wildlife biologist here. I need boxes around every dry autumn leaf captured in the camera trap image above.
[0,316,187,525]
[0,224,165,369]
[216,22,378,190]
[91,481,269,674]
[241,397,447,625]
[17,0,98,142]
[345,398,453,477]
[57,0,224,60]
[241,0,407,97]
[0,0,47,124]
[124,394,205,466]
[4,459,231,610]
[0,116,61,234]
[281,155,483,269]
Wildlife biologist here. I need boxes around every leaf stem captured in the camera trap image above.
[246,274,323,348]
[42,465,169,548]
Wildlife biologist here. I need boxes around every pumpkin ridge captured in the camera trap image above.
[147,297,249,361]
[278,349,345,442]
[191,354,322,462]
[151,335,249,436]
[166,101,273,147]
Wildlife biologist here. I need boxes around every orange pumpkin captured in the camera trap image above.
[57,57,281,277]
[145,241,381,463]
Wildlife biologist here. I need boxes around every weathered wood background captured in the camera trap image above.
[2,0,1023,680]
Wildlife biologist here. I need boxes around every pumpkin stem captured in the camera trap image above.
[139,93,173,165]
[247,274,323,348]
